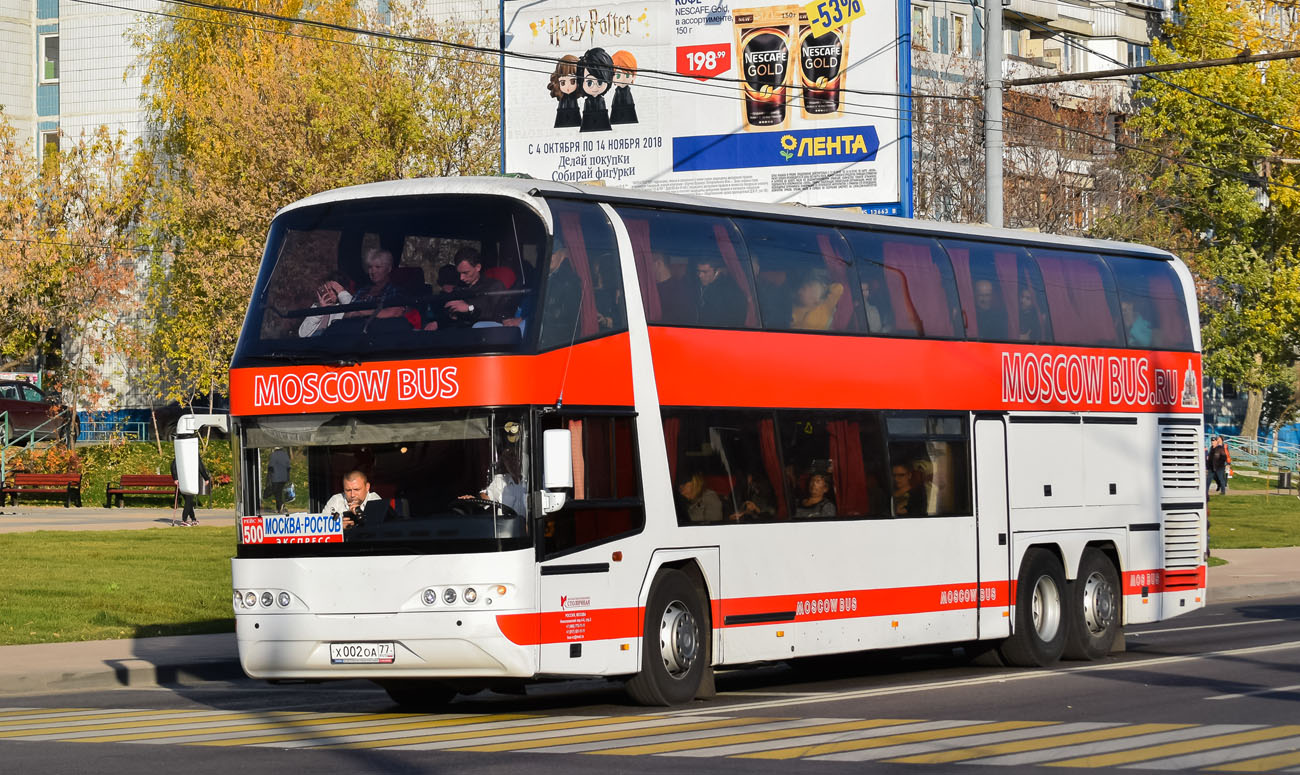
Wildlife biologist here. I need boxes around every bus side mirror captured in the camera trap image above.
[541,428,573,514]
[174,434,201,495]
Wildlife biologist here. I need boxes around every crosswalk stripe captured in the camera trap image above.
[1044,726,1300,768]
[192,714,538,747]
[454,716,770,752]
[0,708,92,720]
[0,708,246,730]
[0,710,298,738]
[1131,735,1300,770]
[736,720,1056,760]
[661,720,985,758]
[886,723,1182,764]
[61,713,420,743]
[579,718,919,756]
[1206,746,1300,772]
[314,714,661,750]
[253,715,587,749]
[812,722,1109,763]
[963,725,1231,766]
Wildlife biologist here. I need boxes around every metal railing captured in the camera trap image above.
[0,407,78,485]
[1217,433,1300,478]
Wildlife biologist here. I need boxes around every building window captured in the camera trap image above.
[39,35,59,83]
[912,5,929,50]
[1127,42,1150,67]
[40,130,59,159]
[952,13,967,56]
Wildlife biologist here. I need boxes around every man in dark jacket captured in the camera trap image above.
[694,257,747,327]
[1207,436,1229,496]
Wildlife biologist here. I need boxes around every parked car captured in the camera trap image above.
[0,380,73,444]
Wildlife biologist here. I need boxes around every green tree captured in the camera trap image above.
[134,0,499,405]
[0,113,149,417]
[1117,0,1300,439]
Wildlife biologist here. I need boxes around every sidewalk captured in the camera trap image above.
[0,510,1296,696]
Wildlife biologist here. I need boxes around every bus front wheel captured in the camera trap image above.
[998,548,1067,667]
[626,568,709,706]
[1064,548,1121,660]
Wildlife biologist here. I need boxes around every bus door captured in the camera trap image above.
[974,416,1013,638]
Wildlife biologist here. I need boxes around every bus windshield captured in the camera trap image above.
[234,195,548,364]
[238,409,531,555]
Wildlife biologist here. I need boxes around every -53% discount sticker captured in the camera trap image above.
[676,43,731,81]
[806,0,863,36]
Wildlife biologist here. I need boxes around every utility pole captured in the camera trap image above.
[984,0,1004,228]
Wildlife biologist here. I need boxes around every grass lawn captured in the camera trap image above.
[0,527,235,646]
[1208,494,1300,549]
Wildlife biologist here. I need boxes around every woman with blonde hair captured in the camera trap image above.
[790,271,844,330]
[548,54,581,128]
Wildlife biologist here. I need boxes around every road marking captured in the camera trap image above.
[667,640,1300,715]
[886,723,1174,764]
[0,710,298,738]
[60,712,421,743]
[1045,725,1300,767]
[314,714,663,750]
[453,716,766,752]
[190,713,536,747]
[736,720,1055,760]
[1130,619,1288,636]
[555,718,907,755]
[254,715,578,749]
[1209,746,1300,771]
[1206,683,1300,700]
[660,719,982,758]
[810,723,1108,763]
[1126,734,1300,769]
[962,725,1243,766]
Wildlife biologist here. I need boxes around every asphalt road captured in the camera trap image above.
[2,594,1298,774]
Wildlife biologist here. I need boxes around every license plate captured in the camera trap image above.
[329,642,395,664]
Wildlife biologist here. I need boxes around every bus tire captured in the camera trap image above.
[998,548,1067,667]
[379,679,457,710]
[1064,548,1121,661]
[626,568,709,706]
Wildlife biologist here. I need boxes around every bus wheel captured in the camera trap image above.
[998,548,1067,667]
[1064,548,1121,660]
[626,569,708,706]
[379,679,457,710]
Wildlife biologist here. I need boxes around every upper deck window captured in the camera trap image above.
[734,218,862,333]
[537,200,626,351]
[1105,255,1194,351]
[841,230,962,337]
[943,239,1052,343]
[235,195,546,365]
[1031,249,1124,348]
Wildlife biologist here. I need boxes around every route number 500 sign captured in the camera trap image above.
[806,0,863,36]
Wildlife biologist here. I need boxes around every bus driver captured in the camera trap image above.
[325,470,390,530]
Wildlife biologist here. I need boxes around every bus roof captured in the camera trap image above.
[278,176,1177,262]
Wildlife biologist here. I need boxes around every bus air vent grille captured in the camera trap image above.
[1162,511,1204,570]
[1159,426,1201,494]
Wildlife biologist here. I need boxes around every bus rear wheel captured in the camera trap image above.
[1064,548,1121,660]
[379,679,457,710]
[626,568,709,706]
[998,548,1067,667]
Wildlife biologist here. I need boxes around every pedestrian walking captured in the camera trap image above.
[267,447,291,512]
[1207,436,1229,496]
[170,456,209,526]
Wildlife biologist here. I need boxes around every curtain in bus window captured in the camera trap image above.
[622,216,662,321]
[538,208,601,350]
[614,418,636,496]
[584,417,614,499]
[944,240,1051,342]
[1105,256,1193,351]
[1033,250,1123,347]
[568,419,587,499]
[881,239,956,337]
[663,416,680,483]
[827,420,869,516]
[734,218,860,333]
[816,233,860,331]
[712,223,759,327]
[759,419,788,518]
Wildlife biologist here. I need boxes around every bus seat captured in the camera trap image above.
[484,266,516,289]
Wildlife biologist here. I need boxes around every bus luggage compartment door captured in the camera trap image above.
[974,418,1012,639]
[537,556,635,676]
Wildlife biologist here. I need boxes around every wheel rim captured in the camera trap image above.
[657,599,698,678]
[1031,574,1062,642]
[1080,570,1116,636]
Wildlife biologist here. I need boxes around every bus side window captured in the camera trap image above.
[1105,256,1193,351]
[943,240,1052,343]
[539,201,624,351]
[541,415,643,558]
[885,415,971,517]
[663,409,785,524]
[732,219,862,333]
[841,231,961,338]
[1031,250,1124,347]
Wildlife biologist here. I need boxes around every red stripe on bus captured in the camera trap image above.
[495,607,642,646]
[647,328,1202,413]
[1123,566,1205,595]
[228,335,634,415]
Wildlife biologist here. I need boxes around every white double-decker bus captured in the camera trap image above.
[179,177,1206,706]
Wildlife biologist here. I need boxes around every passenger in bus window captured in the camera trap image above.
[973,278,1008,340]
[1017,285,1044,341]
[730,471,776,521]
[537,238,583,347]
[751,256,792,329]
[859,276,889,333]
[652,252,695,324]
[297,273,354,337]
[343,249,407,322]
[443,247,507,325]
[677,471,724,523]
[591,257,624,330]
[794,472,837,518]
[911,459,939,515]
[1121,299,1153,347]
[694,257,747,327]
[891,463,919,515]
[324,470,389,532]
[790,271,844,331]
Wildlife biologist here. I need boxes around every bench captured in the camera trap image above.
[106,474,177,508]
[2,473,83,507]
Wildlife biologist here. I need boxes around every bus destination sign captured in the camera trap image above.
[241,514,344,544]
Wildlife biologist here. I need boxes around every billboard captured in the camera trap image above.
[502,0,909,211]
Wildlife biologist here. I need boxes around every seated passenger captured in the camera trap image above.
[537,237,583,346]
[344,249,407,321]
[1017,285,1044,341]
[694,258,747,327]
[794,472,837,518]
[790,272,844,331]
[592,258,624,330]
[652,252,695,324]
[860,277,889,333]
[461,441,526,515]
[441,247,508,325]
[1122,299,1153,347]
[891,463,917,516]
[324,470,389,531]
[730,471,776,521]
[678,471,723,523]
[298,273,354,337]
[973,278,1009,340]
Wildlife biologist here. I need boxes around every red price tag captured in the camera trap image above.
[676,43,731,82]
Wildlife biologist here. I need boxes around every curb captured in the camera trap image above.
[0,658,246,696]
[1207,581,1300,605]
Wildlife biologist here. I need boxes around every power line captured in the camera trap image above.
[1005,44,1300,86]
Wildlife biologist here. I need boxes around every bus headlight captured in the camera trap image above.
[443,588,457,604]
[244,591,257,608]
[277,592,291,607]
[463,587,477,604]
[422,588,438,606]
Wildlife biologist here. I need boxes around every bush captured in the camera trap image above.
[13,438,235,508]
